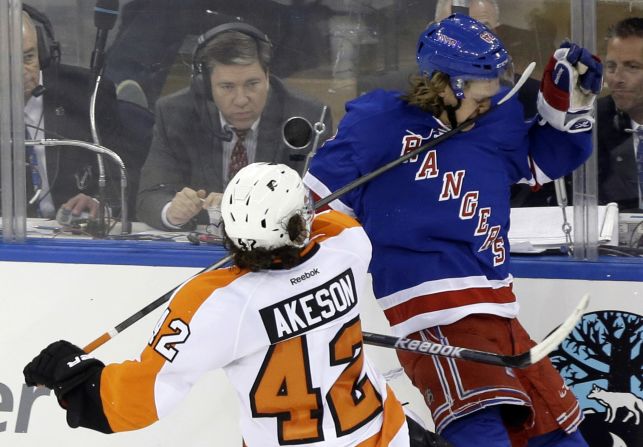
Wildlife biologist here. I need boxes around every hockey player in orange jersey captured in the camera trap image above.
[24,162,450,447]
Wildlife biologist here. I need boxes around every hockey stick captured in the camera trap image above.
[363,294,589,368]
[83,63,536,353]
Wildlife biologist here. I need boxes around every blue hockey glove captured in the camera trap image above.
[537,41,603,132]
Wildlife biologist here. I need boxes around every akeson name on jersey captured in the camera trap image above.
[260,269,357,343]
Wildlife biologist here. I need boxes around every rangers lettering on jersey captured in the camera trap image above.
[260,269,357,343]
[401,129,506,265]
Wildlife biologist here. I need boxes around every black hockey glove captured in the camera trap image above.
[23,340,104,399]
[406,415,454,447]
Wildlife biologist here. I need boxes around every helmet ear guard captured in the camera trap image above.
[221,163,313,251]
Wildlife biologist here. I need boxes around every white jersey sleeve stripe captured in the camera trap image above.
[377,275,514,310]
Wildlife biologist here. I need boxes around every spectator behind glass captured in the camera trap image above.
[7,5,135,220]
[136,23,332,231]
[598,17,643,211]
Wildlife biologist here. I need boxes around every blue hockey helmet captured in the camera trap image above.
[417,13,511,98]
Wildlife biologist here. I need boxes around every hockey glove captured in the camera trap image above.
[23,340,104,399]
[537,42,603,133]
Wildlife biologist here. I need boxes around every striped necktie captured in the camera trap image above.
[636,128,643,208]
[25,126,42,216]
[229,128,249,181]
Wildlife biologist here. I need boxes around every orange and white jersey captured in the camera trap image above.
[99,211,410,447]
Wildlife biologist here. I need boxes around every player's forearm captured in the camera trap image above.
[528,124,592,181]
[60,369,113,433]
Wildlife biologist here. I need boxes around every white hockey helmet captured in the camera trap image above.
[221,162,313,251]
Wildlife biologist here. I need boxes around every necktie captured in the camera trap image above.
[636,128,643,209]
[228,128,249,181]
[25,127,42,216]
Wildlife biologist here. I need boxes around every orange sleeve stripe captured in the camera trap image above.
[101,267,249,432]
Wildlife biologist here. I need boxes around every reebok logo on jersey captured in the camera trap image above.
[289,268,320,285]
[260,269,357,343]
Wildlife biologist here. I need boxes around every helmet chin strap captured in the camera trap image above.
[445,99,461,129]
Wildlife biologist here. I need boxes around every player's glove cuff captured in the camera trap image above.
[537,91,594,133]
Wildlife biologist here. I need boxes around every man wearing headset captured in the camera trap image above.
[136,23,333,231]
[14,5,131,220]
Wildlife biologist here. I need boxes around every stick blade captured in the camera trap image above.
[498,61,536,105]
[528,294,590,365]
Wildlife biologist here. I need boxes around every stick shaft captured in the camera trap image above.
[362,294,589,368]
[83,256,232,352]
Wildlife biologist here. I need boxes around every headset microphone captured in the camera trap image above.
[31,85,46,98]
[91,0,119,80]
[195,90,235,142]
[218,127,234,142]
[209,126,233,142]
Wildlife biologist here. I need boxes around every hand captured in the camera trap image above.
[62,193,99,219]
[23,340,103,396]
[202,192,223,209]
[203,192,224,235]
[166,188,206,227]
[537,41,603,133]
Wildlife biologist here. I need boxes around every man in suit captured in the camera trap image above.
[598,17,643,211]
[18,5,133,221]
[136,23,332,230]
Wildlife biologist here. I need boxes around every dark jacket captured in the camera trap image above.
[136,75,332,230]
[10,64,139,217]
[597,95,639,211]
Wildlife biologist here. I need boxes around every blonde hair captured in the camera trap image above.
[401,72,450,116]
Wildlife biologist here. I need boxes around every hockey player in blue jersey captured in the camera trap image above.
[304,14,602,447]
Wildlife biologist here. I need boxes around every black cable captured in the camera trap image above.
[598,245,643,257]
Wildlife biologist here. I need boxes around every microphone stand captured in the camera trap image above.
[26,138,129,235]
[303,106,328,174]
[89,75,111,237]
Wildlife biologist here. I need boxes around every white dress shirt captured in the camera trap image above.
[24,74,56,218]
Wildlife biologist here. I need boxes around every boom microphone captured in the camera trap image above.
[31,85,46,98]
[91,0,119,79]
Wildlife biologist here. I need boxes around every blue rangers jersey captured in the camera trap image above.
[304,89,591,337]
